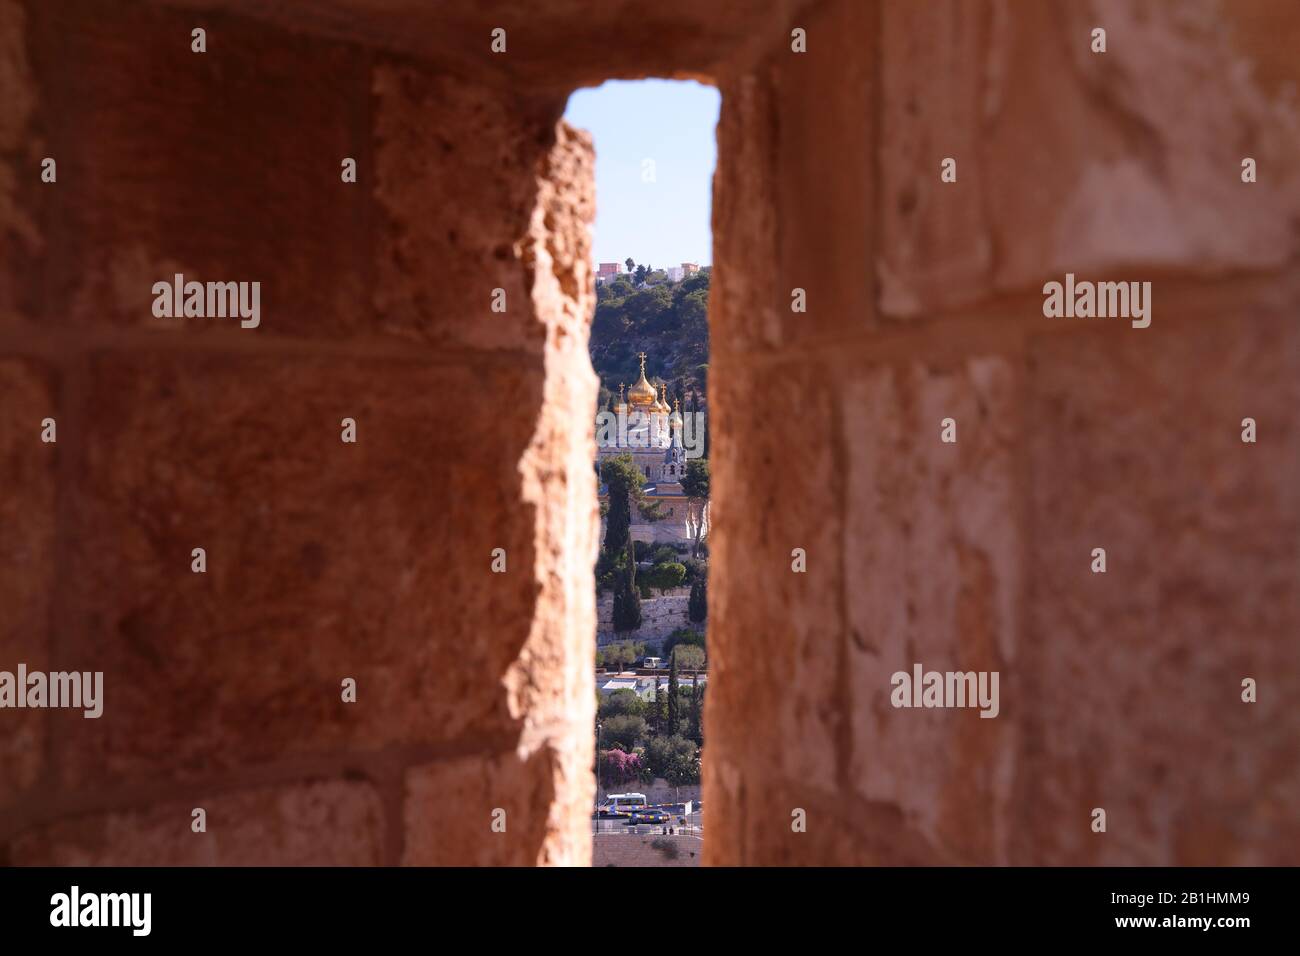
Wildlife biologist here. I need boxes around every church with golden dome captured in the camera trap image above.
[595,352,699,545]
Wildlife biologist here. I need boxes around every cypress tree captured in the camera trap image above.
[650,673,662,736]
[689,678,703,744]
[612,534,642,633]
[667,652,680,733]
[688,576,707,623]
[657,676,669,735]
[602,456,637,555]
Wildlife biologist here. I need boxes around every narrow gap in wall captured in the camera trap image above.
[565,79,718,867]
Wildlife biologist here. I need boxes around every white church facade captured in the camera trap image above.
[595,352,708,547]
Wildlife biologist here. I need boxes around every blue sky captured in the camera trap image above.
[564,79,720,269]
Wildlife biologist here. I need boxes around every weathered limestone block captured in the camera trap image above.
[506,121,598,859]
[769,0,875,347]
[373,63,567,351]
[59,353,541,785]
[0,0,40,321]
[10,780,385,865]
[31,0,372,336]
[706,360,843,791]
[879,0,1300,316]
[842,357,1021,864]
[154,0,807,90]
[877,0,994,317]
[403,741,587,866]
[709,762,949,866]
[712,73,781,351]
[1021,312,1300,864]
[0,359,55,806]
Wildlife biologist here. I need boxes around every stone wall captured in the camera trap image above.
[596,589,695,646]
[599,502,699,546]
[0,0,597,866]
[1,0,1296,869]
[592,832,703,867]
[704,0,1300,866]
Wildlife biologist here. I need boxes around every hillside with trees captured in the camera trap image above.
[590,263,710,412]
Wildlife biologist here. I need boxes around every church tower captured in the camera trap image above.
[658,397,686,490]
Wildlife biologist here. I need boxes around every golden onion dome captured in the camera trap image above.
[654,383,670,414]
[627,352,657,407]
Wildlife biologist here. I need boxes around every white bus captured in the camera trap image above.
[601,792,648,815]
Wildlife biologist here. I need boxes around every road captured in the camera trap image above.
[591,810,702,834]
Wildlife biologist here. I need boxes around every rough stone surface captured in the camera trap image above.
[1020,312,1300,865]
[0,359,55,806]
[372,63,563,350]
[705,361,843,797]
[61,353,542,784]
[33,0,374,337]
[711,72,780,351]
[596,590,692,645]
[0,0,599,859]
[709,762,948,866]
[9,780,385,865]
[770,0,875,347]
[505,120,599,866]
[4,0,1300,870]
[842,357,1021,865]
[878,0,1300,317]
[592,832,702,867]
[0,0,39,321]
[153,0,810,89]
[403,745,581,866]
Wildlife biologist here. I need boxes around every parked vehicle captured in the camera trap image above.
[599,792,648,816]
[628,809,669,825]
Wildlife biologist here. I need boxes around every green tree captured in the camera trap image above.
[673,644,705,671]
[644,561,686,594]
[613,534,642,634]
[667,653,680,733]
[601,453,648,555]
[624,285,673,330]
[599,688,646,719]
[688,575,707,624]
[599,715,647,751]
[655,675,669,734]
[680,458,710,557]
[597,642,642,670]
[678,289,708,336]
[688,679,704,745]
[646,734,700,786]
[648,674,661,735]
[663,627,704,660]
[624,256,635,274]
[679,557,704,585]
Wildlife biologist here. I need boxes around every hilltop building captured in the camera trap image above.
[596,352,704,546]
